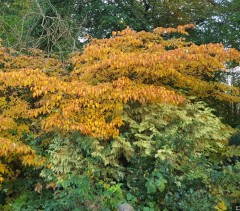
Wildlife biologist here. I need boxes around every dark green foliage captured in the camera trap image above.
[187,0,240,128]
[229,132,240,146]
[0,0,217,54]
[189,0,240,50]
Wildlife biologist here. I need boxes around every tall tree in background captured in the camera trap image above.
[49,0,217,37]
[0,0,218,52]
[188,0,240,127]
[190,0,240,50]
[139,0,217,27]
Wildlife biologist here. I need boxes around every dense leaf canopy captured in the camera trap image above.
[0,1,240,209]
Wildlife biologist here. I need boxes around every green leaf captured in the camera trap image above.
[145,179,157,194]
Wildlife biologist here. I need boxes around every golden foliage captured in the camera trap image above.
[0,137,45,182]
[0,69,184,138]
[0,24,239,162]
[71,24,240,101]
[0,46,65,75]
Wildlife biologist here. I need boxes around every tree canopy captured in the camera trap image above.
[0,0,218,53]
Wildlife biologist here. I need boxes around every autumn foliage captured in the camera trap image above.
[0,137,45,182]
[0,25,240,182]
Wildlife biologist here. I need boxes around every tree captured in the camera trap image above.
[0,25,240,139]
[50,0,217,38]
[0,25,240,209]
[0,0,218,54]
[190,0,240,50]
[139,0,217,27]
[187,0,240,127]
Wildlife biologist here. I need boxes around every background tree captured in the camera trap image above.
[139,0,217,27]
[187,0,240,127]
[189,0,240,50]
[0,0,219,53]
